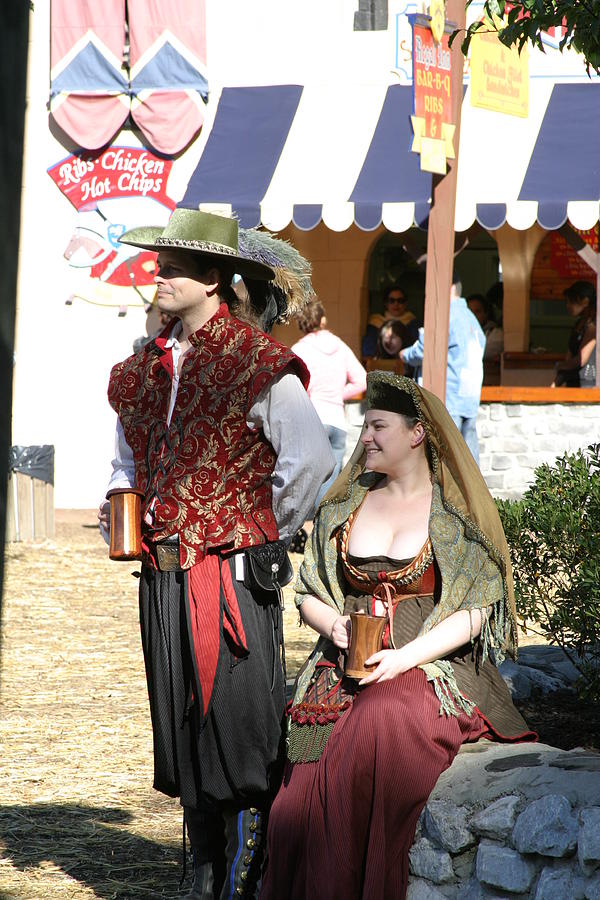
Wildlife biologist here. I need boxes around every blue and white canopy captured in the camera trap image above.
[182,80,600,233]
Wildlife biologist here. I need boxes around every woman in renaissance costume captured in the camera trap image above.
[260,371,536,900]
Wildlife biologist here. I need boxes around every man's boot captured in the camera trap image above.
[220,806,264,899]
[184,846,215,900]
[184,807,226,900]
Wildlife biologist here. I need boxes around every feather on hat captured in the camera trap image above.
[237,228,315,327]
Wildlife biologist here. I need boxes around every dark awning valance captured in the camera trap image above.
[182,80,600,233]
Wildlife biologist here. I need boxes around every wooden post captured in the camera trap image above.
[493,223,546,352]
[1,3,29,610]
[421,0,467,401]
[5,472,55,543]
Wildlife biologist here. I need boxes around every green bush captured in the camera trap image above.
[496,443,600,697]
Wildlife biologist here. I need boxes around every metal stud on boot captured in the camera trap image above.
[221,807,264,899]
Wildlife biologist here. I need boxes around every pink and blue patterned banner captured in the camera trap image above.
[50,0,208,154]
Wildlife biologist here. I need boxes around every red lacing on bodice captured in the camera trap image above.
[338,509,436,648]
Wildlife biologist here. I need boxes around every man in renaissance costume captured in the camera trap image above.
[100,207,334,899]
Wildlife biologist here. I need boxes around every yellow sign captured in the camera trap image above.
[470,24,529,117]
[429,0,445,45]
[411,117,455,174]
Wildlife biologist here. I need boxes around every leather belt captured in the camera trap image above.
[142,536,182,572]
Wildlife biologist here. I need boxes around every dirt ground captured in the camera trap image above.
[1,511,598,899]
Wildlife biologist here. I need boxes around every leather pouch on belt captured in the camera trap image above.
[155,543,181,572]
[244,541,293,592]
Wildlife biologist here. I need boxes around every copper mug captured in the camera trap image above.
[106,488,144,561]
[345,612,387,680]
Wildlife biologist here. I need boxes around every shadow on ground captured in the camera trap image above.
[0,803,182,899]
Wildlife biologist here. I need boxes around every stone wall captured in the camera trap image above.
[345,400,600,501]
[407,742,600,900]
[478,403,600,500]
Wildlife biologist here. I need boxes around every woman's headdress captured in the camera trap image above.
[325,370,519,655]
[365,373,420,419]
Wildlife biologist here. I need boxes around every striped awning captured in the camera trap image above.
[182,80,600,232]
[50,0,208,155]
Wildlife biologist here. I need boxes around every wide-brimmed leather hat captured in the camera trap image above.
[119,207,275,281]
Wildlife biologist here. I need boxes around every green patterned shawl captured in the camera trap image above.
[292,373,518,718]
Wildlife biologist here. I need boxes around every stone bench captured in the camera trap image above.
[407,741,600,899]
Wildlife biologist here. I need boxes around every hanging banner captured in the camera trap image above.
[50,0,208,154]
[410,14,455,174]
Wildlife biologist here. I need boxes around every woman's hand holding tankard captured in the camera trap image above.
[330,615,351,650]
[359,608,488,686]
[298,596,352,650]
[359,648,411,685]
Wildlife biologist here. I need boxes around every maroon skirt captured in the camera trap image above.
[260,668,487,900]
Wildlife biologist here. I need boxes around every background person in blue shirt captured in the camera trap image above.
[400,274,486,464]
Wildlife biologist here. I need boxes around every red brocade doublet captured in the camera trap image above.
[108,304,307,568]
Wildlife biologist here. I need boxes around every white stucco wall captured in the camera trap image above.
[12,5,145,509]
[12,2,596,509]
[12,1,404,509]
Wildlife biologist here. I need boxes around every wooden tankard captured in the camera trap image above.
[106,488,144,561]
[345,612,387,679]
